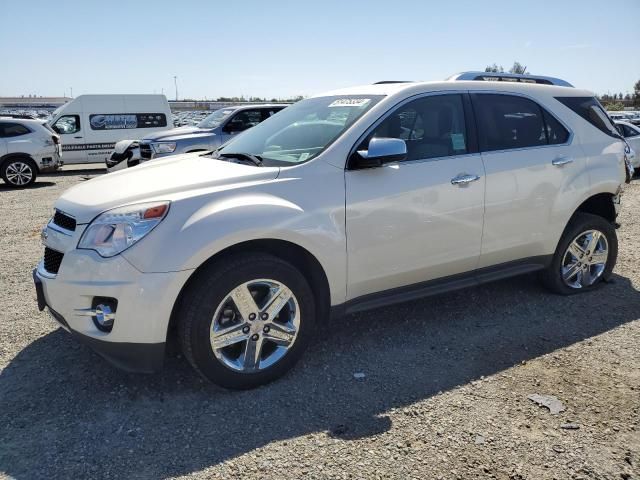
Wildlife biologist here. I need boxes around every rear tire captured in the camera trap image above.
[177,253,316,389]
[541,212,617,295]
[1,157,37,188]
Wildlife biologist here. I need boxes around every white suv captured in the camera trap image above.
[34,73,631,389]
[1,118,61,187]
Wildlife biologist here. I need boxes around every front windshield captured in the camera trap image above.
[218,95,383,165]
[197,108,235,129]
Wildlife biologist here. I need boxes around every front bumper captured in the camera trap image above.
[34,245,193,373]
[34,271,164,372]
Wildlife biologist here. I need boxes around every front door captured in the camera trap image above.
[219,109,264,144]
[51,114,86,163]
[345,93,486,300]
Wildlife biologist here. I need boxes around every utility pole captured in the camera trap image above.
[173,76,178,101]
[70,87,73,98]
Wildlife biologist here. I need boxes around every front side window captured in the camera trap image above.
[359,94,469,161]
[0,122,31,137]
[225,110,264,132]
[218,95,383,165]
[52,115,80,134]
[620,124,639,138]
[198,109,235,129]
[472,94,547,152]
[556,96,620,138]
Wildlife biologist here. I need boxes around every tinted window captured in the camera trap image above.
[89,113,167,130]
[226,110,263,132]
[52,115,80,134]
[543,110,570,144]
[620,124,639,138]
[556,97,620,138]
[362,94,468,161]
[0,122,30,137]
[472,94,547,152]
[261,107,284,121]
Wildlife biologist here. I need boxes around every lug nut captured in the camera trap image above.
[242,326,250,334]
[263,325,270,333]
[261,312,269,320]
[248,313,256,321]
[251,334,259,341]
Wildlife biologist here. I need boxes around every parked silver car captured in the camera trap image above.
[106,104,288,171]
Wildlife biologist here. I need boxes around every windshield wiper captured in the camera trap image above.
[218,152,264,167]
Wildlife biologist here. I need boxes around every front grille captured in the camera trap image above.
[44,247,64,275]
[53,210,76,231]
[140,143,153,159]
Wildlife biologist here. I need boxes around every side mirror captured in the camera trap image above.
[351,137,407,169]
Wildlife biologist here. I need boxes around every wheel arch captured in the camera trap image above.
[0,152,38,172]
[166,238,331,346]
[573,192,617,224]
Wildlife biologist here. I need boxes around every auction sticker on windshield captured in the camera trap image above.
[328,98,371,107]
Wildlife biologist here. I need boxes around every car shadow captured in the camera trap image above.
[1,273,639,478]
[0,182,56,191]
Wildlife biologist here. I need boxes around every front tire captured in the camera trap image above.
[178,253,316,389]
[1,157,37,188]
[541,212,617,295]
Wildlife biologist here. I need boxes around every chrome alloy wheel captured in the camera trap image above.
[561,229,609,289]
[210,279,300,373]
[5,161,33,186]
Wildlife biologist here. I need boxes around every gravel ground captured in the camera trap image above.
[0,168,638,480]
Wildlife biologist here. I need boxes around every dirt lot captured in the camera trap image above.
[0,168,638,480]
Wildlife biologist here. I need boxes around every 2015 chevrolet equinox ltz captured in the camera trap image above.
[34,72,633,389]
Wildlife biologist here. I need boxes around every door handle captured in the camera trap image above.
[74,136,83,139]
[451,173,481,186]
[552,157,573,166]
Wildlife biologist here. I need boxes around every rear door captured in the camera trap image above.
[471,92,584,268]
[345,93,486,299]
[0,123,8,156]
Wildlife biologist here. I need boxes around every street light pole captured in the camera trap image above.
[173,76,178,101]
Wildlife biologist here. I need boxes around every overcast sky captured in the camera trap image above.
[1,0,638,99]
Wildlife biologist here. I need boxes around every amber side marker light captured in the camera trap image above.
[143,204,168,219]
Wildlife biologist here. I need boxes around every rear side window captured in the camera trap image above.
[0,122,31,137]
[472,94,570,151]
[543,110,570,144]
[89,113,167,130]
[556,97,620,138]
[472,94,547,151]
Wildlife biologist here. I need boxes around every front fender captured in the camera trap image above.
[122,175,347,305]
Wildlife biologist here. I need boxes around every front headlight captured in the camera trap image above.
[78,201,170,257]
[151,142,177,154]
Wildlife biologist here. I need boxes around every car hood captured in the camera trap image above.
[142,126,215,142]
[55,153,280,224]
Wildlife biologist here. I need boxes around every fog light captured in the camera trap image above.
[75,297,118,332]
[94,304,115,329]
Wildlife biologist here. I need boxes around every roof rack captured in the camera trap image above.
[447,71,573,87]
[373,81,413,85]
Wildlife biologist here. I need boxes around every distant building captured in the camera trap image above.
[0,97,71,108]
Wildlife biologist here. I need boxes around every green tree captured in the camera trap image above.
[509,62,528,74]
[485,63,504,73]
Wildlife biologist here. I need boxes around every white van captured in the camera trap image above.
[48,95,172,164]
